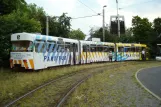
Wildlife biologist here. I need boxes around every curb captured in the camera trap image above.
[135,66,161,101]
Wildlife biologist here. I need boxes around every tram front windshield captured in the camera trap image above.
[156,45,161,56]
[11,41,33,52]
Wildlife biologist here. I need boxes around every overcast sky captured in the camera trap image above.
[26,0,161,36]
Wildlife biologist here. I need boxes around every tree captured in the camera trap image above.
[26,3,47,35]
[48,16,60,36]
[25,5,72,37]
[0,10,41,66]
[131,16,160,58]
[132,16,153,44]
[58,13,71,38]
[68,29,85,40]
[153,17,161,43]
[0,0,27,15]
[90,27,113,42]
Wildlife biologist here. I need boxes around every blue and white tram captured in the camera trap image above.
[10,33,147,70]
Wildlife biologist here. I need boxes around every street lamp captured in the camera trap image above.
[103,5,107,42]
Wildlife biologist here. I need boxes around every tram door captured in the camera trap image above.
[72,43,76,65]
[85,45,89,63]
[83,45,88,64]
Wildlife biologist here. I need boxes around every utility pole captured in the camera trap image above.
[116,0,120,38]
[46,16,49,35]
[103,5,107,42]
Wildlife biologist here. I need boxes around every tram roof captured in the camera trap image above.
[80,40,115,46]
[116,43,146,47]
[11,33,78,43]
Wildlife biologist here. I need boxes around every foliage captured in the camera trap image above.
[0,0,27,15]
[0,1,73,66]
[25,4,72,37]
[0,10,41,66]
[26,3,46,34]
[90,27,114,42]
[58,13,71,38]
[132,16,154,44]
[131,16,161,58]
[68,29,86,40]
[49,14,71,38]
[153,17,161,43]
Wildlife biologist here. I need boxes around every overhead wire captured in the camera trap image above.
[72,14,101,19]
[77,0,98,14]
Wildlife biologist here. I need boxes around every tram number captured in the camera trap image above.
[17,35,20,40]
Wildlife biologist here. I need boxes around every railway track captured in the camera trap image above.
[56,64,124,107]
[5,62,125,107]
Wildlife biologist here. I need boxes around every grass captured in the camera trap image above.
[0,62,114,106]
[64,61,161,107]
[10,62,122,107]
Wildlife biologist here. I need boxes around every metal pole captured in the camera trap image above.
[116,0,120,38]
[103,8,105,42]
[46,16,49,35]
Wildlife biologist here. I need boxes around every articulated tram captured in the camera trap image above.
[10,33,147,70]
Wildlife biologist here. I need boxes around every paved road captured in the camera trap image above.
[137,66,161,98]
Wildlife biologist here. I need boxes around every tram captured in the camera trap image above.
[10,33,147,70]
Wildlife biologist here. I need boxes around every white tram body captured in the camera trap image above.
[10,33,81,70]
[10,33,147,70]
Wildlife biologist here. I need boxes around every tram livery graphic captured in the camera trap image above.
[10,33,147,70]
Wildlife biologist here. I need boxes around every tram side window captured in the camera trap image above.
[157,45,161,56]
[47,41,56,52]
[75,44,78,52]
[90,45,96,52]
[97,45,103,52]
[118,47,124,52]
[135,47,141,52]
[57,41,64,52]
[70,43,78,52]
[109,47,114,52]
[124,47,131,52]
[70,44,73,52]
[65,42,71,52]
[104,46,109,52]
[35,42,46,53]
[131,48,135,52]
[83,45,86,52]
[87,45,90,52]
